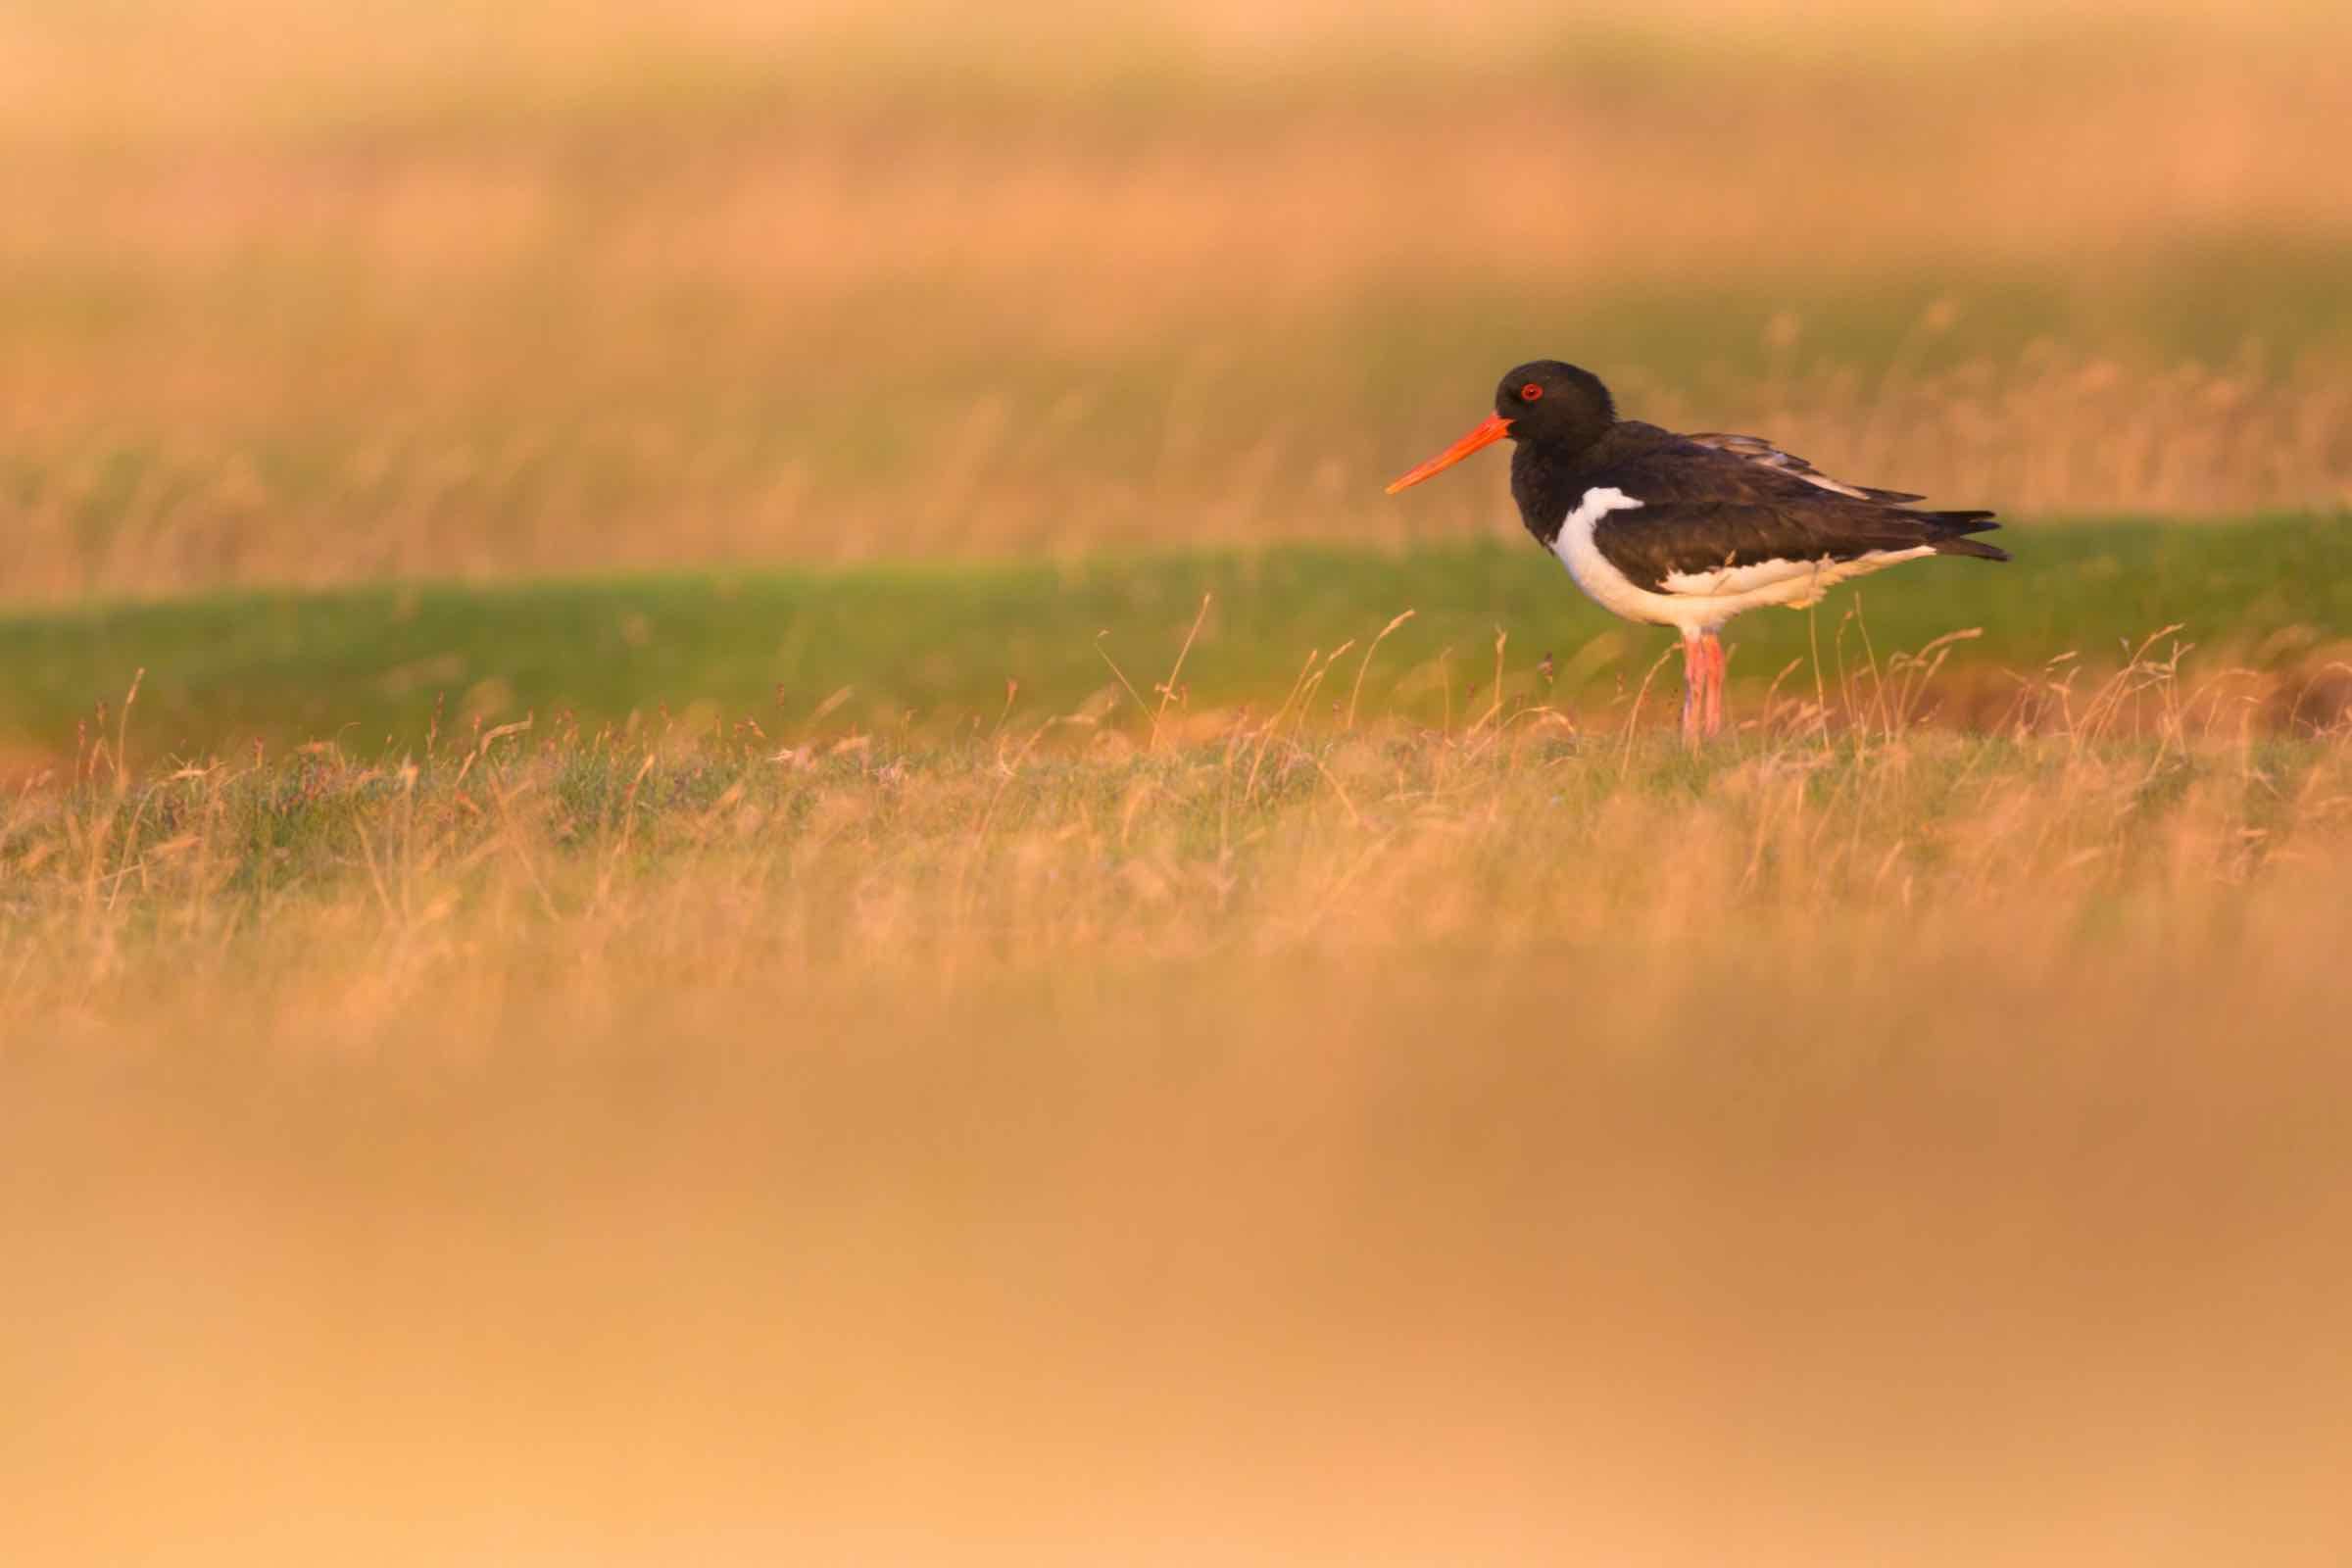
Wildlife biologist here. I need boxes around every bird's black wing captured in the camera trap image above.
[1584,433,2003,593]
[1680,430,1926,504]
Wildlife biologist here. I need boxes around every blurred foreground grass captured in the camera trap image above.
[8,690,2352,1560]
[4,517,2345,763]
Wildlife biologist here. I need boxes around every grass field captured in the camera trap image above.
[7,516,2350,763]
[8,2,2352,1561]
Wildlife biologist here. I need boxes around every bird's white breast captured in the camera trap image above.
[1547,487,1660,623]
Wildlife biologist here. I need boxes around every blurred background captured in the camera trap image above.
[10,8,2352,1565]
[4,0,2349,601]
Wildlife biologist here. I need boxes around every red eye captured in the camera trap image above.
[1520,382,1544,402]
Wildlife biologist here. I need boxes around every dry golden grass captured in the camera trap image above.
[9,638,2349,1035]
[7,656,2352,1560]
[3,0,2349,598]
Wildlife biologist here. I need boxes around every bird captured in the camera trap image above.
[1386,361,2007,743]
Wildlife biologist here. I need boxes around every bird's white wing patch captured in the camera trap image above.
[1776,467,1875,500]
[1681,432,1892,500]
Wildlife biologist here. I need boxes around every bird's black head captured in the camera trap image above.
[1387,360,1617,495]
[1494,361,1615,451]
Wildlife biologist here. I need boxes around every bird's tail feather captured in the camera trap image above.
[1920,510,2007,561]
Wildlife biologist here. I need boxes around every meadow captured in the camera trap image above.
[5,516,2347,767]
[5,0,2352,1560]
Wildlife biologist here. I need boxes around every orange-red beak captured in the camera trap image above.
[1385,413,1512,495]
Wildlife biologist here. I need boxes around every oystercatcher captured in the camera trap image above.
[1387,362,2007,741]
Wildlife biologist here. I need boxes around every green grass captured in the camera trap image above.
[6,514,2343,761]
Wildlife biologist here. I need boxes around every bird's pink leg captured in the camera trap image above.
[1702,631,1727,738]
[1716,634,1732,736]
[1680,630,1703,747]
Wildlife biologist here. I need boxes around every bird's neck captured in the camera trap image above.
[1510,434,1604,545]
